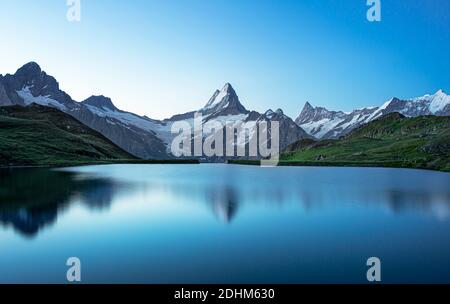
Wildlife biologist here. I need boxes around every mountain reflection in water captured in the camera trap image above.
[1,166,450,239]
[0,169,122,237]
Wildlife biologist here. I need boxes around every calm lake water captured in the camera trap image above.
[1,164,450,283]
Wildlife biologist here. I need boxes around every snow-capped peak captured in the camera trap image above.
[409,89,449,114]
[412,89,446,100]
[204,83,235,109]
[200,83,248,117]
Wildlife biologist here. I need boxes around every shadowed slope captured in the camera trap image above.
[0,104,136,166]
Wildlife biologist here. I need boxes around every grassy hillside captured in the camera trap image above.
[281,113,450,172]
[0,104,137,166]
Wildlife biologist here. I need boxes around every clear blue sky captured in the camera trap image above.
[0,0,448,119]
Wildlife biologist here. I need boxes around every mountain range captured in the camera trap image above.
[1,62,449,159]
[295,90,450,139]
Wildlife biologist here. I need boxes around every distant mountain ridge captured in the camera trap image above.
[295,90,450,139]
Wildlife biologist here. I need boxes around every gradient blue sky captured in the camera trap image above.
[0,0,448,119]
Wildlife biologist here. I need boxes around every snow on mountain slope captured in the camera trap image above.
[299,117,345,139]
[82,102,172,144]
[204,88,228,110]
[17,86,68,111]
[296,90,450,139]
[14,83,174,146]
[409,90,450,114]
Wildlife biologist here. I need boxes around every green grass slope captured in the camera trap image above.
[0,104,137,166]
[281,113,450,172]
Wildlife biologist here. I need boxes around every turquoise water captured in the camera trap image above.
[1,164,449,283]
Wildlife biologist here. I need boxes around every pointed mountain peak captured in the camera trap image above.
[15,62,42,78]
[299,102,316,116]
[202,83,248,116]
[410,89,448,102]
[8,62,66,100]
[222,82,236,94]
[303,101,314,111]
[434,89,447,96]
[204,82,238,109]
[83,95,117,111]
[295,101,323,125]
[428,89,450,113]
[18,61,41,72]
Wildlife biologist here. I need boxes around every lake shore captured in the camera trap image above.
[2,158,448,173]
[0,159,200,169]
[227,159,450,173]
